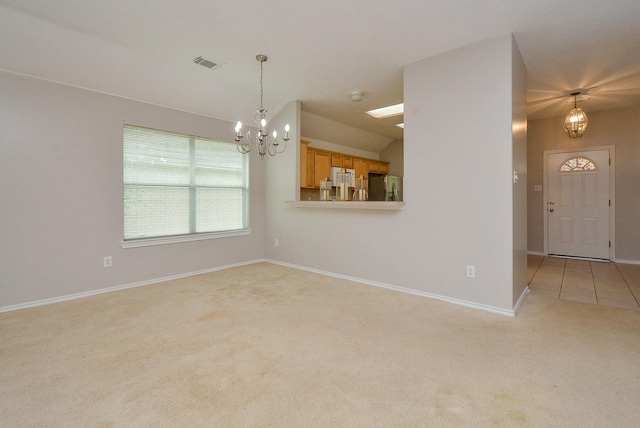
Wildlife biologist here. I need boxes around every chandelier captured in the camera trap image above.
[234,55,290,158]
[563,92,588,138]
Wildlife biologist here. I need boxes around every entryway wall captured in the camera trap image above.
[527,105,640,263]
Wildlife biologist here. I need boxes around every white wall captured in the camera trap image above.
[302,137,380,161]
[511,38,529,306]
[301,110,392,154]
[264,100,301,254]
[403,33,524,310]
[267,34,527,313]
[0,72,265,309]
[380,139,404,176]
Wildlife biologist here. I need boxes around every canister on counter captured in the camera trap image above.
[320,178,332,201]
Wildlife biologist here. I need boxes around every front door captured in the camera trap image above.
[547,149,610,260]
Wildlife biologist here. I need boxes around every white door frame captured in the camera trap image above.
[543,145,615,260]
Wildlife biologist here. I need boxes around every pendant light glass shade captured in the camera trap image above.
[563,94,588,138]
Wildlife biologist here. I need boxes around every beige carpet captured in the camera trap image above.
[1,262,639,427]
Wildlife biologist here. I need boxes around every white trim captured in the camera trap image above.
[0,259,266,313]
[267,259,521,317]
[513,287,531,315]
[548,254,610,262]
[1,259,531,317]
[527,251,545,256]
[615,259,640,265]
[543,145,615,260]
[121,229,252,248]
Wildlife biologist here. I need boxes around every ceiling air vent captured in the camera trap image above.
[193,56,222,70]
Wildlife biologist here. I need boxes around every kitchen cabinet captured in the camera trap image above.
[353,158,368,180]
[300,141,315,188]
[300,141,389,188]
[314,151,332,188]
[368,161,389,174]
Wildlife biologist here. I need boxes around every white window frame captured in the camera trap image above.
[121,124,251,248]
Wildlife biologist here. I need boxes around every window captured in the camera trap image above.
[559,156,596,172]
[123,125,248,241]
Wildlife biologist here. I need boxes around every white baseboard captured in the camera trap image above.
[527,251,545,256]
[513,287,531,315]
[267,259,521,317]
[1,258,535,317]
[615,259,640,265]
[528,251,639,265]
[0,259,267,314]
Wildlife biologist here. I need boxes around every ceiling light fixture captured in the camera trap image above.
[351,91,363,102]
[234,55,289,158]
[366,103,404,119]
[563,92,588,138]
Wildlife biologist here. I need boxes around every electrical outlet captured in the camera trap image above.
[274,238,279,247]
[103,256,112,268]
[466,265,475,278]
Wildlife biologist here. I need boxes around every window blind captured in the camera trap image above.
[123,125,247,240]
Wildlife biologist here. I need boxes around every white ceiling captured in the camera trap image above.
[1,0,639,150]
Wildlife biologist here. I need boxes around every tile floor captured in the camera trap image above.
[528,254,640,310]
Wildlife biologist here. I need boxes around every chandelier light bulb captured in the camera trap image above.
[235,121,242,132]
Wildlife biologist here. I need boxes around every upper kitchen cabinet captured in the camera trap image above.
[300,141,314,188]
[313,150,331,187]
[368,161,389,175]
[352,158,368,180]
[300,141,388,188]
[300,140,332,188]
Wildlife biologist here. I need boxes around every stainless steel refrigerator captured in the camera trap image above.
[368,173,403,201]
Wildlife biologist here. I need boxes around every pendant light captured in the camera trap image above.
[563,92,588,138]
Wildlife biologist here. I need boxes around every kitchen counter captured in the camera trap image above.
[286,201,405,211]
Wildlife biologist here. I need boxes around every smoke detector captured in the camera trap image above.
[193,56,223,70]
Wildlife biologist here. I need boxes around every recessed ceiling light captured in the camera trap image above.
[395,123,404,129]
[366,103,404,119]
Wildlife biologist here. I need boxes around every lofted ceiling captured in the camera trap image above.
[1,0,639,151]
